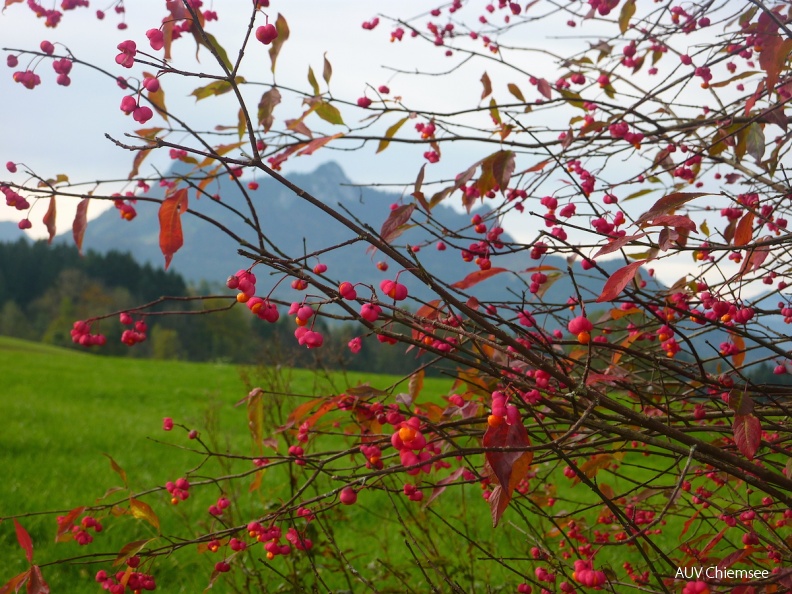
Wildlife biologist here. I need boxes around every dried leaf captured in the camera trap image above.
[247,387,264,453]
[103,453,128,487]
[322,53,332,85]
[507,83,525,102]
[257,87,281,132]
[734,212,754,246]
[297,133,343,156]
[268,14,290,72]
[42,197,56,244]
[480,71,492,100]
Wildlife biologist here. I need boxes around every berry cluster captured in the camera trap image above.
[57,513,103,546]
[120,314,147,346]
[165,477,190,504]
[70,320,107,347]
[96,560,156,593]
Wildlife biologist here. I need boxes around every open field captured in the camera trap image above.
[1,336,751,593]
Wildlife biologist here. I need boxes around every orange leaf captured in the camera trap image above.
[13,519,33,563]
[42,197,56,245]
[129,498,160,531]
[574,454,614,484]
[0,570,30,594]
[72,198,89,255]
[297,133,344,156]
[595,260,645,302]
[158,188,188,270]
[128,148,152,179]
[733,212,754,246]
[732,334,746,369]
[103,453,128,487]
[732,414,761,460]
[409,370,424,403]
[452,267,509,289]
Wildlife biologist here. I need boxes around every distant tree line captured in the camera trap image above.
[0,239,428,375]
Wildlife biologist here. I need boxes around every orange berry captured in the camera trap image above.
[577,331,590,344]
[295,316,308,327]
[399,426,417,442]
[236,292,249,303]
[488,414,504,427]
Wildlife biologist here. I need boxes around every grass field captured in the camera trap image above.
[2,336,757,593]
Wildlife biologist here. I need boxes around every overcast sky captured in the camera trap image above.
[0,1,760,293]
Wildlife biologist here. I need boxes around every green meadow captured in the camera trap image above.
[0,336,740,593]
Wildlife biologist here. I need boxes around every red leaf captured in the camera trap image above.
[26,566,49,594]
[158,188,188,270]
[595,260,645,302]
[636,192,709,225]
[452,267,508,289]
[424,467,466,507]
[759,37,792,92]
[491,150,515,192]
[42,197,56,245]
[483,420,533,527]
[642,214,697,232]
[55,507,86,543]
[681,509,700,536]
[733,212,754,246]
[0,571,30,594]
[701,527,728,556]
[536,78,552,99]
[378,203,415,245]
[718,548,751,570]
[13,519,34,564]
[593,233,645,259]
[732,414,761,460]
[72,198,89,255]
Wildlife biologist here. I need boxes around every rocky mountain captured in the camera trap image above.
[55,161,636,307]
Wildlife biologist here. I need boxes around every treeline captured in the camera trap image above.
[0,240,429,376]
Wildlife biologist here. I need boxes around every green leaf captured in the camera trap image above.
[315,101,344,126]
[203,32,232,71]
[191,77,245,100]
[619,0,635,34]
[377,116,409,153]
[745,122,766,162]
[307,66,320,96]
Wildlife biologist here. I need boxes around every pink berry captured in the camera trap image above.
[40,40,55,55]
[357,97,373,108]
[340,486,357,505]
[256,24,278,45]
